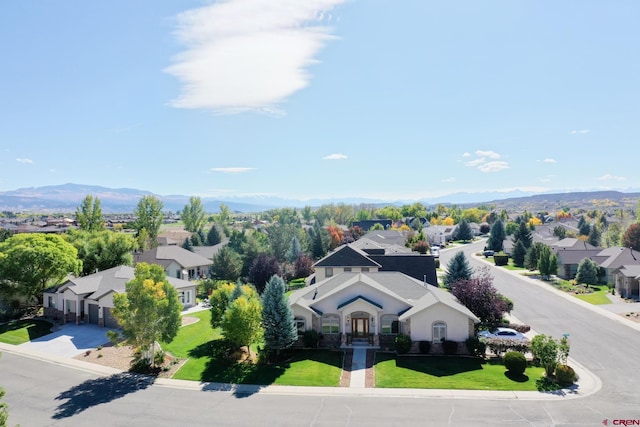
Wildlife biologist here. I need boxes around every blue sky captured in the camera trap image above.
[1,1,638,202]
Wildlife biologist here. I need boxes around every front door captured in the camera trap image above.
[352,317,369,338]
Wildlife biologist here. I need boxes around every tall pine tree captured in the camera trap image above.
[261,275,297,361]
[443,251,473,289]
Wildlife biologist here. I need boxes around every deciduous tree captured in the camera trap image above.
[451,267,509,326]
[109,263,181,367]
[220,292,263,356]
[67,229,137,276]
[261,275,297,360]
[249,253,281,294]
[181,196,207,233]
[622,223,640,251]
[75,195,105,231]
[530,334,558,377]
[134,195,164,248]
[211,247,242,282]
[0,233,81,304]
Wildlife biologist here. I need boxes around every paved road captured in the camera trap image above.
[1,243,639,426]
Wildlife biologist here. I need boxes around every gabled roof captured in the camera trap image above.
[134,246,213,269]
[56,265,196,301]
[619,265,640,279]
[555,249,602,264]
[551,238,598,250]
[289,271,477,323]
[360,230,408,247]
[313,244,381,268]
[596,247,640,269]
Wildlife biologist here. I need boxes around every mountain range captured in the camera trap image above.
[0,183,639,214]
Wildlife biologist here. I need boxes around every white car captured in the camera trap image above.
[478,327,526,340]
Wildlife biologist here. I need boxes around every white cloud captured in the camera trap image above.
[475,150,501,159]
[462,152,471,157]
[165,0,345,114]
[540,158,557,163]
[595,173,626,182]
[211,167,255,174]
[441,177,456,183]
[323,153,347,160]
[570,129,590,134]
[463,150,509,173]
[16,158,33,164]
[478,161,509,173]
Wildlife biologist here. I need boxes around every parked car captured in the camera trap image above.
[483,249,495,257]
[478,327,526,340]
[431,247,440,257]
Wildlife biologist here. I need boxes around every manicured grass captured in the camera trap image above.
[0,319,53,345]
[375,353,554,391]
[163,309,343,386]
[574,286,611,305]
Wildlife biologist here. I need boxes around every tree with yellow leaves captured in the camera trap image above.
[109,263,181,367]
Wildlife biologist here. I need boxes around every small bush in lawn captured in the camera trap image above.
[442,340,458,355]
[395,334,412,354]
[302,329,319,348]
[504,351,527,375]
[418,340,431,354]
[465,336,486,357]
[555,364,577,386]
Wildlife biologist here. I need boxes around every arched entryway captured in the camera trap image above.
[350,311,370,339]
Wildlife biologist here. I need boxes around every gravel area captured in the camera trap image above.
[72,316,199,378]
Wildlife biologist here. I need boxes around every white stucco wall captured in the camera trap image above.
[314,266,380,282]
[408,303,472,342]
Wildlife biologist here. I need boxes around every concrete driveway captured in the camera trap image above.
[18,323,113,358]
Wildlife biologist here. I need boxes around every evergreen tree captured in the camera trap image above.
[211,247,243,281]
[537,245,555,279]
[578,216,591,236]
[511,240,527,268]
[285,236,302,263]
[512,221,532,249]
[207,224,223,245]
[261,275,297,360]
[455,219,473,242]
[588,224,601,247]
[524,242,547,271]
[182,237,194,252]
[486,219,505,252]
[443,251,473,289]
[575,258,599,285]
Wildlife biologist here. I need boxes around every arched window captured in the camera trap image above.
[322,314,340,334]
[381,315,399,334]
[433,321,447,342]
[294,316,306,334]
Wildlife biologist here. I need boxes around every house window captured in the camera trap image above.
[344,267,352,272]
[381,315,399,334]
[326,267,333,277]
[178,292,185,304]
[362,267,369,272]
[433,321,447,342]
[322,315,339,334]
[48,296,55,309]
[294,316,306,334]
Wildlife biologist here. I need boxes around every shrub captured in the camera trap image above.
[465,336,486,357]
[503,351,527,375]
[418,340,431,354]
[302,329,319,348]
[442,340,458,355]
[395,334,412,354]
[506,323,531,333]
[154,350,165,366]
[555,364,577,386]
[494,255,509,266]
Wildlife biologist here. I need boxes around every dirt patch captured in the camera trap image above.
[620,312,640,323]
[72,313,198,378]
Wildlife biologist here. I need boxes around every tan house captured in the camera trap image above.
[133,246,212,281]
[43,265,197,328]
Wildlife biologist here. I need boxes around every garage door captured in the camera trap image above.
[88,304,99,324]
[103,307,120,329]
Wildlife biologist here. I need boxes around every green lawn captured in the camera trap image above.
[0,319,53,345]
[573,286,611,305]
[163,310,343,386]
[375,353,554,391]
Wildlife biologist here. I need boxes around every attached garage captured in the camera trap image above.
[103,307,120,329]
[88,304,99,324]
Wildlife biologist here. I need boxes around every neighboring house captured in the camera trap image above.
[289,271,479,350]
[43,265,197,327]
[133,246,213,281]
[424,225,456,247]
[551,238,601,280]
[593,247,640,287]
[157,229,193,247]
[615,265,640,299]
[312,244,439,286]
[192,241,227,261]
[351,219,393,231]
